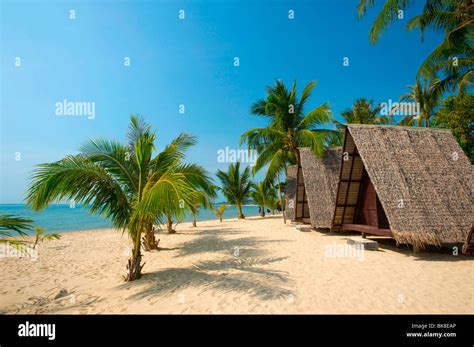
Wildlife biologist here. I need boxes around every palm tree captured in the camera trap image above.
[187,188,216,228]
[0,214,34,248]
[240,80,339,222]
[398,79,442,127]
[357,0,473,95]
[32,227,60,249]
[164,169,216,233]
[213,204,228,222]
[216,162,252,219]
[26,115,211,281]
[432,94,474,162]
[251,182,270,217]
[336,98,389,128]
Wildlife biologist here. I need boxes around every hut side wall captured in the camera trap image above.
[285,165,298,221]
[299,147,342,229]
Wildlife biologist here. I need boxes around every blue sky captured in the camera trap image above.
[1,0,441,203]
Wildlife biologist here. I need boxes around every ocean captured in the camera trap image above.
[0,204,262,234]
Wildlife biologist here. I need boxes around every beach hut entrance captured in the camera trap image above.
[356,173,389,230]
[332,128,391,237]
[339,168,391,237]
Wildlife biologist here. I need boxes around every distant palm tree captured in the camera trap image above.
[357,0,473,95]
[336,98,389,128]
[26,115,212,281]
[398,79,442,127]
[251,182,272,217]
[213,204,228,222]
[216,162,252,219]
[187,188,216,228]
[240,80,339,223]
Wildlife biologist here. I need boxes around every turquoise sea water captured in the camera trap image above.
[0,204,261,234]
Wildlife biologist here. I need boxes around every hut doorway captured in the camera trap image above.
[340,168,391,236]
[356,177,389,229]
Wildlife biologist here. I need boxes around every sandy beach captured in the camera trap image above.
[0,216,473,314]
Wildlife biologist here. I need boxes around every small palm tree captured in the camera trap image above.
[216,162,253,219]
[32,227,61,249]
[251,182,273,217]
[251,182,266,217]
[398,79,442,127]
[163,164,215,234]
[213,204,228,222]
[187,188,216,227]
[26,115,209,281]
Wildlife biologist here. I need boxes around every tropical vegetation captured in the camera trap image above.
[26,115,214,281]
[216,162,252,219]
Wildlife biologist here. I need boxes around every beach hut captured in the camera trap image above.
[332,125,473,249]
[285,165,297,221]
[299,147,342,229]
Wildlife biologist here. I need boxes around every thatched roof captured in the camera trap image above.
[285,165,297,221]
[334,125,473,247]
[299,147,342,229]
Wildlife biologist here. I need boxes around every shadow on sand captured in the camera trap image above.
[122,232,294,301]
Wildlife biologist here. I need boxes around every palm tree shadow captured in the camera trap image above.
[127,255,293,301]
[175,232,292,258]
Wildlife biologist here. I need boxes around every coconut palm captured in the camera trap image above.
[26,115,211,281]
[336,98,390,129]
[216,162,252,219]
[240,80,339,223]
[398,79,442,127]
[213,204,228,222]
[407,0,473,95]
[357,0,473,94]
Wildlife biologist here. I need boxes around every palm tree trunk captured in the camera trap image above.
[125,232,144,281]
[219,215,223,222]
[278,181,286,224]
[166,211,175,233]
[237,203,245,219]
[192,214,197,227]
[260,205,265,217]
[142,221,159,250]
[425,111,431,127]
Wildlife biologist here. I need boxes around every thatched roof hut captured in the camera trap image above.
[333,125,473,248]
[299,147,342,229]
[285,165,297,221]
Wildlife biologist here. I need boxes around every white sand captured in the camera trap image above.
[1,215,473,314]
